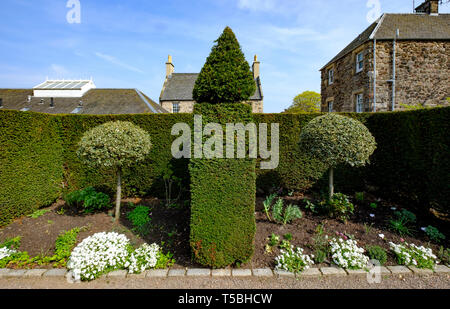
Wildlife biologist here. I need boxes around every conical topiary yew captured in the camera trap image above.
[193,26,256,104]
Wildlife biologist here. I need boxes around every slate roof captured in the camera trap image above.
[0,88,167,114]
[321,13,450,70]
[160,73,263,101]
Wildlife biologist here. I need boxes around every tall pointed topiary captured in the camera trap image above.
[193,26,256,104]
[189,27,257,268]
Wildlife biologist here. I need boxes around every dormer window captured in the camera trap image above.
[356,52,364,73]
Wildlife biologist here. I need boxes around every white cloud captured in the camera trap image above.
[95,52,145,74]
[237,0,277,11]
[50,64,70,76]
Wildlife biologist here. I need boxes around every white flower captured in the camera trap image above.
[0,247,17,260]
[370,214,375,218]
[329,238,369,270]
[275,246,314,273]
[378,234,385,239]
[391,207,397,211]
[421,227,427,232]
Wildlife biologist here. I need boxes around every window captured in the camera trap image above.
[0,98,3,108]
[328,101,334,113]
[172,102,180,113]
[328,69,334,85]
[355,93,364,113]
[356,52,364,73]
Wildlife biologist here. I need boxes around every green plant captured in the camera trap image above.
[437,246,449,265]
[280,240,291,251]
[304,200,319,214]
[127,206,152,236]
[77,121,152,223]
[56,207,66,215]
[389,219,414,236]
[192,27,256,104]
[0,236,21,250]
[27,209,51,219]
[389,209,416,236]
[298,113,377,199]
[283,233,293,241]
[366,245,387,265]
[162,163,182,208]
[395,209,416,224]
[268,233,280,247]
[370,203,378,210]
[65,187,111,214]
[363,223,374,235]
[321,193,354,223]
[275,246,314,274]
[390,242,437,270]
[271,199,302,225]
[263,193,277,221]
[311,224,330,264]
[355,192,365,202]
[284,91,321,114]
[425,226,445,243]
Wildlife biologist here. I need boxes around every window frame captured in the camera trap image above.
[328,69,334,85]
[355,93,364,113]
[327,101,334,113]
[356,51,364,73]
[172,102,180,113]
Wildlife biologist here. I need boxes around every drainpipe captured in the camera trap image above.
[391,29,399,111]
[373,39,377,112]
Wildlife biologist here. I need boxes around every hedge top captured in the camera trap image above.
[299,113,377,168]
[192,27,256,104]
[77,121,152,170]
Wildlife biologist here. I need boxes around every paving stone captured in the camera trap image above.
[274,270,295,278]
[379,267,392,275]
[43,269,68,277]
[0,269,11,278]
[24,269,47,278]
[297,268,322,277]
[127,271,148,279]
[106,270,128,278]
[146,269,168,278]
[5,269,27,277]
[320,267,347,277]
[434,265,450,273]
[186,269,211,277]
[387,266,413,275]
[345,269,369,277]
[211,269,231,277]
[168,269,186,277]
[407,266,434,275]
[252,268,273,277]
[231,269,252,277]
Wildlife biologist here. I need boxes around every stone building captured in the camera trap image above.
[320,0,449,113]
[159,55,264,113]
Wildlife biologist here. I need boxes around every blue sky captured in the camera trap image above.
[1,0,449,113]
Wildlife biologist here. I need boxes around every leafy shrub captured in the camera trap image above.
[275,246,314,274]
[355,192,365,202]
[395,209,416,224]
[366,245,387,265]
[0,236,21,250]
[304,200,319,214]
[65,187,111,213]
[283,234,293,241]
[272,199,302,225]
[330,238,369,270]
[321,193,354,223]
[268,233,280,247]
[425,226,445,243]
[299,113,376,198]
[127,206,152,236]
[390,242,437,270]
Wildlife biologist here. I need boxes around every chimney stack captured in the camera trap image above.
[252,55,260,79]
[166,55,174,78]
[415,0,439,15]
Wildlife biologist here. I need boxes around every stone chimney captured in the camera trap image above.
[252,55,260,79]
[166,55,174,77]
[415,0,439,15]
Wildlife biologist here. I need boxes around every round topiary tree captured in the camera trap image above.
[77,121,152,223]
[299,114,376,199]
[193,26,256,104]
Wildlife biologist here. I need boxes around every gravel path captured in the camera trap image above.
[1,273,449,289]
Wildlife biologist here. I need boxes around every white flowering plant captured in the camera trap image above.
[275,245,314,274]
[330,238,369,270]
[389,242,437,270]
[0,247,17,261]
[67,232,174,281]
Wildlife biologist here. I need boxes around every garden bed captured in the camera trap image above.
[0,194,448,270]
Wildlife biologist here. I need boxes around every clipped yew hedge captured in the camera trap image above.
[189,103,256,267]
[0,106,448,226]
[0,111,63,226]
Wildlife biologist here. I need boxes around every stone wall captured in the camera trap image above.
[321,40,450,112]
[161,100,263,113]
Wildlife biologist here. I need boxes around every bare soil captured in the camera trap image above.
[0,194,448,269]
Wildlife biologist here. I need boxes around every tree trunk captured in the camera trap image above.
[114,169,122,224]
[329,167,334,199]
